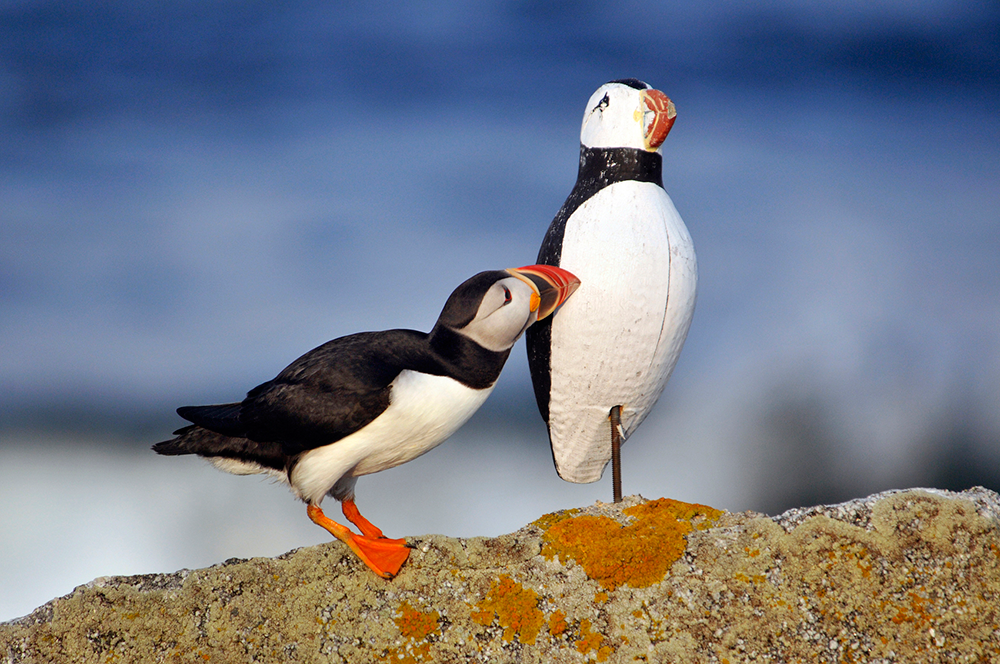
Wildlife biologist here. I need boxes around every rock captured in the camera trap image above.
[3,487,999,663]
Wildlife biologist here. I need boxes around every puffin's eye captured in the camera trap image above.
[502,286,512,305]
[597,93,610,110]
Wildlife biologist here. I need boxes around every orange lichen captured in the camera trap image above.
[548,609,568,636]
[890,591,935,628]
[471,575,545,644]
[575,618,613,661]
[541,498,722,590]
[394,602,440,641]
[379,602,440,664]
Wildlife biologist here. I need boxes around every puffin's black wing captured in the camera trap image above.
[175,403,244,435]
[238,329,434,455]
[153,329,434,465]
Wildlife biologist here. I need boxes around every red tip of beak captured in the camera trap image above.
[643,89,676,151]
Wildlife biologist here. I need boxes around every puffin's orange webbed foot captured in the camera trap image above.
[349,534,411,578]
[307,503,410,578]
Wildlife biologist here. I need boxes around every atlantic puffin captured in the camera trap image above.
[154,264,579,578]
[525,78,697,501]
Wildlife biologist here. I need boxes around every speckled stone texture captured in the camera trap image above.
[3,487,999,663]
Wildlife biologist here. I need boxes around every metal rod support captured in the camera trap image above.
[610,405,622,503]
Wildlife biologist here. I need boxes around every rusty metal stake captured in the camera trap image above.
[611,405,622,503]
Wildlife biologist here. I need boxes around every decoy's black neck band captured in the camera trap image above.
[576,146,663,191]
[533,146,665,270]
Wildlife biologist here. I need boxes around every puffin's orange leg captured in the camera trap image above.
[306,504,410,578]
[342,499,389,539]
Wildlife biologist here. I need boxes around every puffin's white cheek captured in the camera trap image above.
[509,306,536,341]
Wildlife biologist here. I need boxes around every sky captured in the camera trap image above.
[2,0,999,621]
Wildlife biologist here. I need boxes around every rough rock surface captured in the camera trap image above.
[3,487,999,663]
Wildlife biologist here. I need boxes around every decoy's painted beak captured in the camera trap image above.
[641,88,676,151]
[507,264,581,321]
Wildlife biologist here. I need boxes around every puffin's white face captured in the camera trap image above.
[579,81,676,152]
[459,276,539,352]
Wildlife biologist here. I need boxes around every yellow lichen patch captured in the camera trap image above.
[548,609,568,636]
[380,642,431,664]
[575,618,613,661]
[532,508,581,531]
[734,572,766,584]
[541,498,722,590]
[470,575,545,644]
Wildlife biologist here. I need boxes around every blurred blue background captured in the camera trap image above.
[2,1,998,621]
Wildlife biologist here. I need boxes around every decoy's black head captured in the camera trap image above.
[580,79,676,152]
[435,267,580,352]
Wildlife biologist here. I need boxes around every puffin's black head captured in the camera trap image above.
[435,266,580,352]
[436,270,510,331]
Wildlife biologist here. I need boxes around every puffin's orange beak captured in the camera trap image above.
[507,265,580,321]
[641,89,676,151]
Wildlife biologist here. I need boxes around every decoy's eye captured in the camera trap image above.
[597,93,610,111]
[502,286,512,305]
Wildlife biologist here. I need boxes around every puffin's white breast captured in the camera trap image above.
[547,180,696,483]
[290,370,494,504]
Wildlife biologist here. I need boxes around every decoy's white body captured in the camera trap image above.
[526,79,697,484]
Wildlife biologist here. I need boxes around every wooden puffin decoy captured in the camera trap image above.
[155,264,579,578]
[525,78,697,501]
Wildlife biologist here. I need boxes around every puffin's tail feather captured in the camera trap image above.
[152,425,287,472]
[152,425,204,455]
[153,423,249,457]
